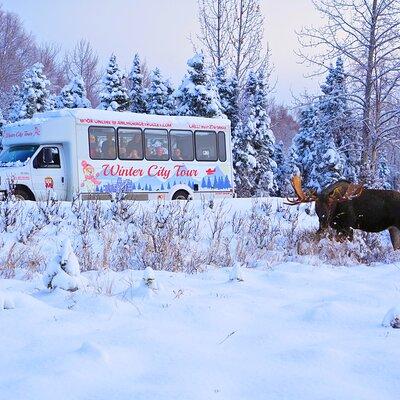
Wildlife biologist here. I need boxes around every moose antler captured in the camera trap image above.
[285,175,318,205]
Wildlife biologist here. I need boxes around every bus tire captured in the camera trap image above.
[13,187,34,201]
[172,190,190,200]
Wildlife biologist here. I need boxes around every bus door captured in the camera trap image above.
[31,145,67,200]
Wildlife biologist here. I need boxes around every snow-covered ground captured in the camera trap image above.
[0,197,400,399]
[1,263,400,400]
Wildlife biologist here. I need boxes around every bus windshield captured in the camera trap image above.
[0,145,39,167]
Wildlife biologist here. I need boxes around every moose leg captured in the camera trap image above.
[389,227,400,250]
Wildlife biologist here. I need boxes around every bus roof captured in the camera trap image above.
[2,109,231,147]
[6,108,231,131]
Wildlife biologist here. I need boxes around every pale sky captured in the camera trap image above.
[2,0,323,104]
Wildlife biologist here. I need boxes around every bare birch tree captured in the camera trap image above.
[0,7,37,110]
[298,0,400,181]
[196,0,234,69]
[36,43,65,93]
[230,0,266,86]
[63,39,101,106]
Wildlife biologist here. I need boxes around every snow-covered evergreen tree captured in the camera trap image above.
[214,66,239,131]
[175,53,223,118]
[8,85,21,123]
[145,68,174,115]
[290,62,349,192]
[233,119,257,196]
[99,55,130,112]
[128,53,147,113]
[10,63,50,121]
[46,94,57,111]
[376,151,391,189]
[233,70,277,196]
[251,69,277,196]
[290,104,319,188]
[320,58,359,182]
[56,75,91,109]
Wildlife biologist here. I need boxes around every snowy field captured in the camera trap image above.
[0,198,400,399]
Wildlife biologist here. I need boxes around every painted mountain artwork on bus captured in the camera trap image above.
[94,164,232,193]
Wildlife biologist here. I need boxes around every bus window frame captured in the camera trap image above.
[88,126,117,161]
[170,129,195,162]
[194,130,218,162]
[144,128,170,161]
[217,131,227,162]
[117,127,144,161]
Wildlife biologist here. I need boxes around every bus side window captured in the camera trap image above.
[217,131,227,162]
[144,129,169,161]
[118,128,143,160]
[88,126,116,160]
[170,130,194,161]
[195,131,217,161]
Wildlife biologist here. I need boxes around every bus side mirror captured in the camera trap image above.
[43,148,53,164]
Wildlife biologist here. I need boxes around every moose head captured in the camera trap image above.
[286,175,400,250]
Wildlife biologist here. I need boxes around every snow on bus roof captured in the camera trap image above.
[5,108,230,131]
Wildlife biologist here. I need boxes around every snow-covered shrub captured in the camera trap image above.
[44,239,87,291]
[233,200,279,267]
[204,200,232,267]
[0,292,15,310]
[143,267,158,290]
[136,201,203,272]
[292,228,389,266]
[229,263,244,282]
[382,307,400,329]
[0,242,44,279]
[0,196,20,233]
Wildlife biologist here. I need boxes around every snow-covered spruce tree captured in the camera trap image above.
[233,119,257,197]
[145,68,174,115]
[289,104,319,189]
[99,55,130,112]
[233,70,277,196]
[319,58,359,182]
[376,151,391,189]
[305,64,346,191]
[175,53,223,118]
[307,124,343,192]
[11,63,50,121]
[8,85,21,123]
[251,69,278,196]
[56,75,91,109]
[46,94,57,111]
[128,53,147,113]
[214,66,240,131]
[43,239,87,292]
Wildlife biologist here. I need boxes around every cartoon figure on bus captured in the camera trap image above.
[81,160,101,191]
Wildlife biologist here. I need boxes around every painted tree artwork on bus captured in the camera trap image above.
[94,163,232,193]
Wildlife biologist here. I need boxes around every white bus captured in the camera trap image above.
[0,109,234,201]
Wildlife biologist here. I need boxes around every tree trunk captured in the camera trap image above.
[361,0,378,179]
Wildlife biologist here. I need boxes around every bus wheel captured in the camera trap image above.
[13,189,32,201]
[172,190,190,200]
